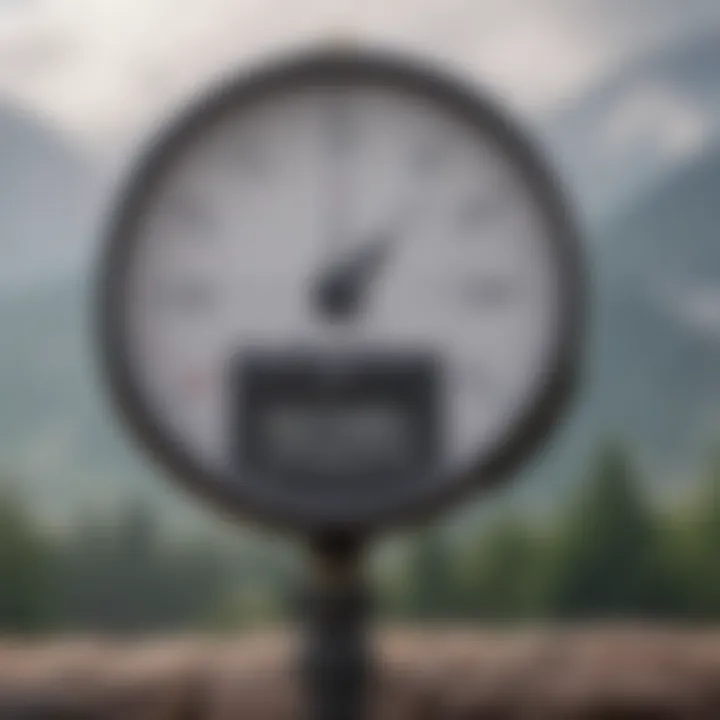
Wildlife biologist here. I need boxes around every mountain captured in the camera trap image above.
[0,276,209,526]
[0,103,213,528]
[540,29,720,222]
[6,147,720,525]
[588,145,720,472]
[0,103,100,294]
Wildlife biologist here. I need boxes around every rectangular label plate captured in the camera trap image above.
[236,350,440,489]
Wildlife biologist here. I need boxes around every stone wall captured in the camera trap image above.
[0,630,719,719]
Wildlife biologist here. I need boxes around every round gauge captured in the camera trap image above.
[98,49,585,532]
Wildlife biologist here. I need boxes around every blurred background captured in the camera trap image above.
[0,0,718,637]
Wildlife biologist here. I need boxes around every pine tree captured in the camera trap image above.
[548,444,675,619]
[686,454,720,618]
[0,484,52,633]
[403,528,458,620]
[461,517,545,621]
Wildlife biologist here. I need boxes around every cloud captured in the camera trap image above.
[602,82,712,161]
[0,0,716,181]
[0,0,683,153]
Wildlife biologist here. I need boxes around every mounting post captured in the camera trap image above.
[302,533,372,720]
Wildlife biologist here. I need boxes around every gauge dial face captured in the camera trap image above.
[102,53,582,527]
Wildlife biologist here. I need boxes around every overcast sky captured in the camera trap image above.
[0,0,718,292]
[0,0,718,156]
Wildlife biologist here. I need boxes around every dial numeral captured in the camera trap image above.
[456,275,519,308]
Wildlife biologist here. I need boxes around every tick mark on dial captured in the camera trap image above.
[157,276,219,316]
[163,191,214,236]
[456,191,506,236]
[412,141,446,177]
[452,362,491,396]
[234,141,268,176]
[455,275,518,308]
[174,365,217,405]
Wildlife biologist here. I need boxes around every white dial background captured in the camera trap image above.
[121,80,564,482]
